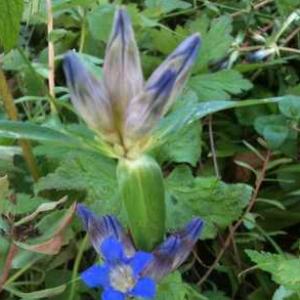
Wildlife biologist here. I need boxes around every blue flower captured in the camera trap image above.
[81,236,156,300]
[77,205,204,299]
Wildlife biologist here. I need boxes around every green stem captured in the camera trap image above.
[68,235,89,300]
[79,9,87,53]
[0,57,40,182]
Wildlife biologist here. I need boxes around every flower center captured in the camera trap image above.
[109,264,136,293]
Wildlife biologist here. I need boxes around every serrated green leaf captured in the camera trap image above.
[246,250,300,292]
[87,3,115,43]
[0,0,24,51]
[156,121,202,166]
[34,151,122,219]
[154,272,187,300]
[189,70,253,101]
[165,165,252,238]
[145,0,191,14]
[195,15,233,70]
[149,29,181,55]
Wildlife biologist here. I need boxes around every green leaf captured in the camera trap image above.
[149,29,181,55]
[274,0,300,16]
[2,193,48,216]
[53,0,96,11]
[155,121,202,166]
[87,3,115,43]
[154,272,188,300]
[165,165,252,238]
[152,92,283,148]
[4,284,66,299]
[35,151,122,219]
[189,70,253,101]
[254,115,293,149]
[195,15,233,70]
[0,235,10,275]
[0,121,83,148]
[263,125,289,149]
[145,0,191,14]
[279,96,300,120]
[203,291,231,300]
[0,0,24,51]
[246,250,300,292]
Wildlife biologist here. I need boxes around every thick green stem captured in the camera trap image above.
[0,58,40,182]
[117,155,166,251]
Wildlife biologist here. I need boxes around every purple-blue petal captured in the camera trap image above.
[130,252,153,276]
[131,277,156,299]
[80,264,110,288]
[102,288,125,300]
[77,204,93,229]
[77,205,135,258]
[178,218,204,241]
[101,237,125,263]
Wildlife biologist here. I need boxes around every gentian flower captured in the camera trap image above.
[63,7,201,157]
[77,204,204,299]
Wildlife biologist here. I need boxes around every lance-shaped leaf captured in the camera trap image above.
[63,52,117,142]
[77,204,136,257]
[142,218,203,281]
[103,8,143,121]
[125,33,201,145]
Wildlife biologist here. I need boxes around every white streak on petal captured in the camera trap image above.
[103,8,143,125]
[125,34,201,145]
[63,51,117,142]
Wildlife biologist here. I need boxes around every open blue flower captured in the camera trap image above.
[77,204,204,299]
[81,236,156,300]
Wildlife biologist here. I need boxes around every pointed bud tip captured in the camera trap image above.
[77,204,92,226]
[63,50,78,68]
[186,218,204,240]
[186,33,201,53]
[111,6,132,43]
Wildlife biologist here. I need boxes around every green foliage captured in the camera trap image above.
[154,272,193,300]
[1,0,300,299]
[195,15,233,70]
[156,121,202,166]
[145,0,191,14]
[165,165,252,239]
[190,69,253,101]
[0,0,24,51]
[35,150,121,217]
[247,250,300,292]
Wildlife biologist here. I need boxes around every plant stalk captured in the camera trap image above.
[0,58,40,182]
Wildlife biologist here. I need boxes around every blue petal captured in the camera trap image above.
[130,252,153,276]
[102,288,125,300]
[124,33,201,145]
[131,277,156,299]
[178,218,204,241]
[77,204,93,228]
[77,205,135,257]
[101,236,125,263]
[80,264,110,288]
